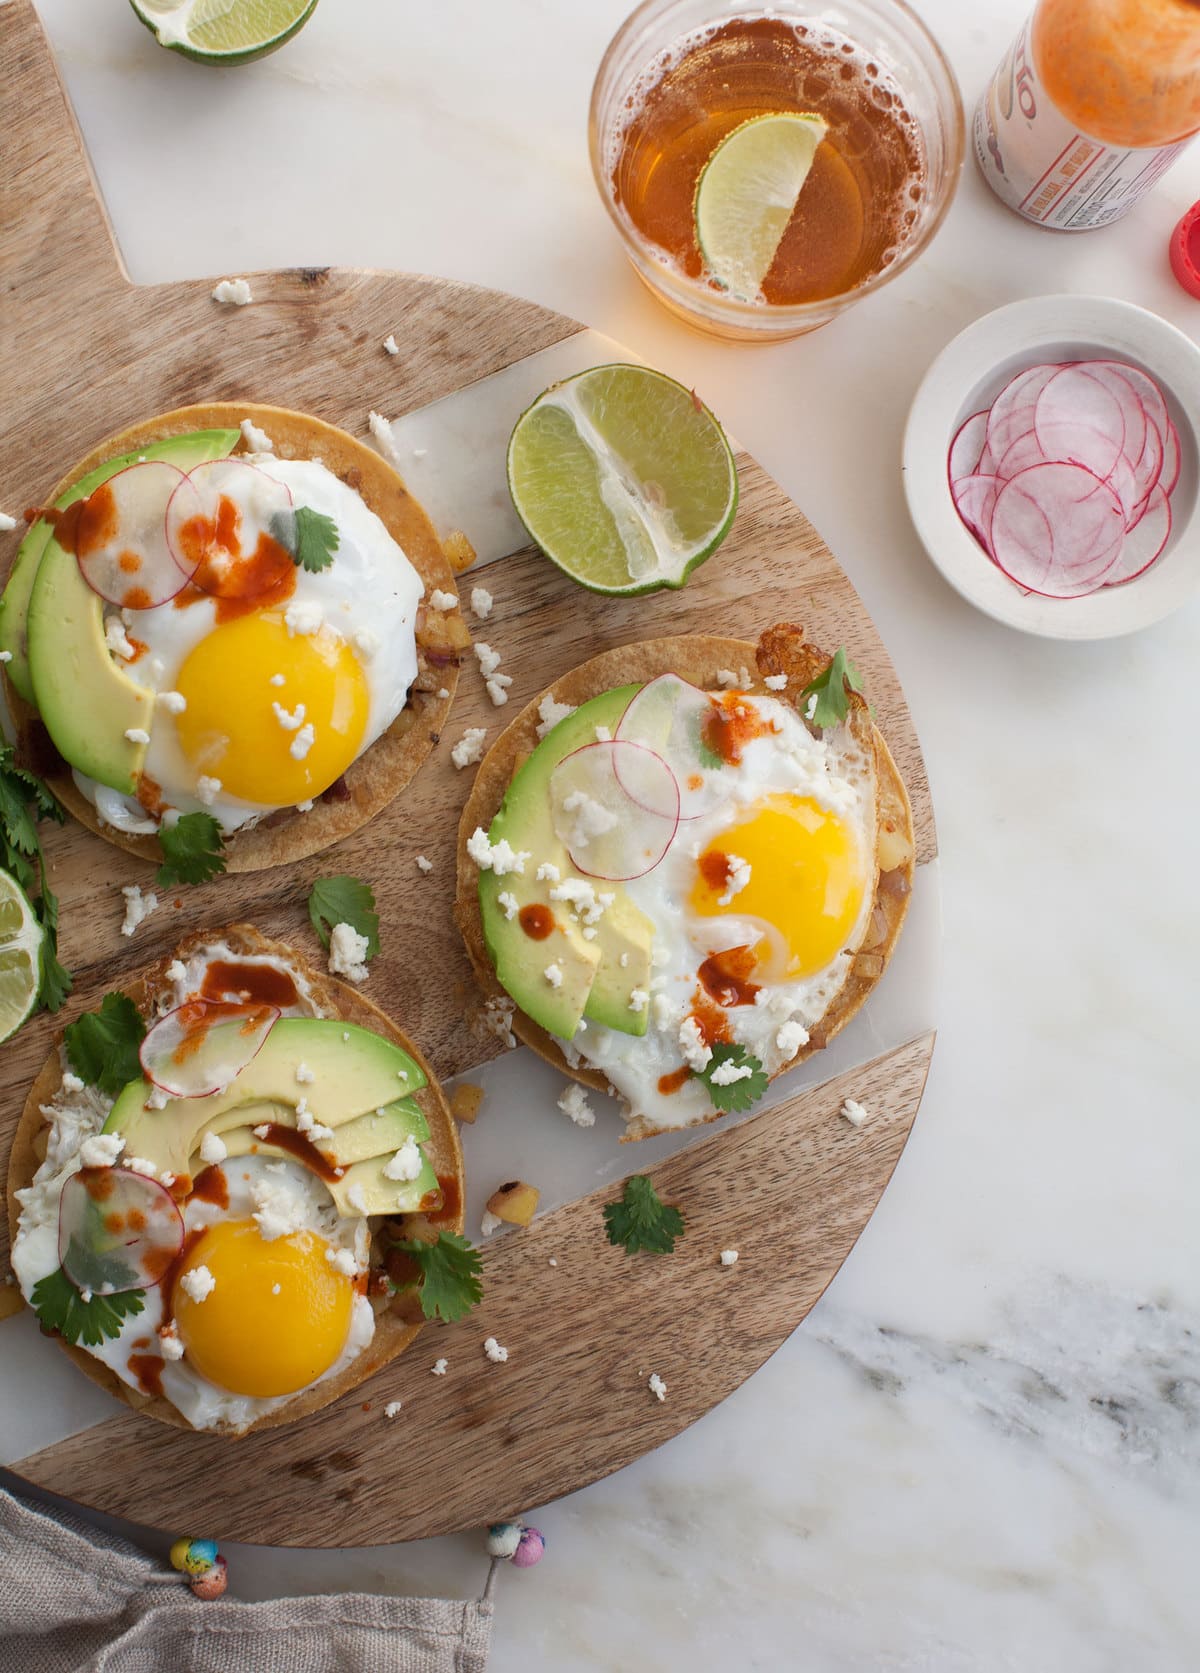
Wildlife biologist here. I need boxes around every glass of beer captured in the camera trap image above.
[589,0,964,342]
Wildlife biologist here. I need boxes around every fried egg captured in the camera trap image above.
[560,690,877,1129]
[75,454,423,835]
[10,945,375,1434]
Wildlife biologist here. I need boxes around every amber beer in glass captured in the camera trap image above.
[590,0,964,341]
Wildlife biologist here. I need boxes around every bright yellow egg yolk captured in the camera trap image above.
[172,1219,354,1397]
[174,611,369,805]
[689,794,865,979]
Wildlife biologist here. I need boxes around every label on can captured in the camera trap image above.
[973,19,1189,229]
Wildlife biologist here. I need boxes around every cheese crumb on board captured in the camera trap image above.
[483,1337,509,1364]
[648,1373,667,1402]
[841,1097,868,1127]
[212,278,252,305]
[120,885,157,938]
[452,729,488,770]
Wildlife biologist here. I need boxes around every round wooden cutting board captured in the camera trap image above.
[0,0,936,1545]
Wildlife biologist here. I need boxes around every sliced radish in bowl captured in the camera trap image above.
[615,673,729,819]
[549,739,680,880]
[948,411,988,481]
[140,1001,280,1100]
[985,364,1061,462]
[165,458,294,601]
[59,1166,184,1294]
[1104,483,1171,585]
[74,461,194,610]
[1034,366,1127,482]
[992,463,1125,598]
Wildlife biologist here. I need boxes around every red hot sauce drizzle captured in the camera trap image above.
[200,960,299,1008]
[518,904,554,941]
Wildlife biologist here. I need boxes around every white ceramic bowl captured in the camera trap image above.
[902,294,1200,640]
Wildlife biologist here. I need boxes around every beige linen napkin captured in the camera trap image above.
[0,1487,494,1672]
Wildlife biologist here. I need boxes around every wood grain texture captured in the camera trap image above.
[9,1034,934,1543]
[0,0,938,1543]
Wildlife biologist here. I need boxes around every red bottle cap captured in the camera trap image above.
[1169,200,1200,298]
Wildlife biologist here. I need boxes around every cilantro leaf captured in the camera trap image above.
[390,1232,483,1323]
[270,505,339,573]
[307,875,380,959]
[36,878,72,1012]
[602,1174,684,1255]
[30,1265,145,1347]
[799,648,863,730]
[0,745,73,1021]
[156,811,226,887]
[692,1042,768,1114]
[63,991,145,1096]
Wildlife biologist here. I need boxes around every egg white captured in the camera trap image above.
[559,694,878,1130]
[76,454,424,835]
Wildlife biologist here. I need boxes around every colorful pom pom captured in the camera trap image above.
[189,1555,228,1600]
[485,1521,523,1559]
[169,1536,218,1575]
[512,1527,545,1568]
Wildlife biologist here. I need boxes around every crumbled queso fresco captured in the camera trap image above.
[120,885,158,938]
[451,728,488,770]
[328,922,371,984]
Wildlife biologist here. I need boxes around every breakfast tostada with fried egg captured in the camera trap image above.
[0,403,469,872]
[456,623,914,1139]
[7,925,471,1436]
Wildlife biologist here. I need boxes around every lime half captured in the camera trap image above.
[695,113,828,302]
[0,871,43,1045]
[507,364,738,595]
[129,0,319,64]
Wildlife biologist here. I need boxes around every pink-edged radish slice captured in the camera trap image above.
[140,1001,281,1100]
[948,411,989,482]
[985,364,1062,462]
[1111,364,1170,449]
[951,473,1002,557]
[1161,420,1181,497]
[615,673,727,819]
[165,457,293,599]
[59,1166,184,1294]
[1079,362,1149,478]
[73,461,194,610]
[549,739,679,881]
[994,429,1047,481]
[991,463,1126,598]
[1103,484,1171,585]
[1034,366,1127,483]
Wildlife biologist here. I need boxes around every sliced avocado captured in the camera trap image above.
[0,429,239,704]
[329,1151,439,1218]
[104,1018,425,1179]
[321,1098,429,1164]
[28,542,153,793]
[217,1124,439,1217]
[479,685,655,1041]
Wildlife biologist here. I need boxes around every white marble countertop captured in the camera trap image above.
[17,0,1200,1666]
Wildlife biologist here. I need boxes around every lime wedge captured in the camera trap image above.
[0,871,43,1045]
[129,0,319,64]
[694,113,828,302]
[507,364,738,596]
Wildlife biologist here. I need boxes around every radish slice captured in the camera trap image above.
[139,1001,280,1100]
[59,1166,184,1294]
[1034,366,1127,482]
[165,458,293,600]
[948,412,989,482]
[615,673,727,819]
[985,364,1061,461]
[1079,362,1149,476]
[549,739,680,881]
[951,474,1001,556]
[1111,364,1170,448]
[992,464,1125,597]
[74,461,193,610]
[1161,420,1181,497]
[1104,484,1171,585]
[994,429,1047,480]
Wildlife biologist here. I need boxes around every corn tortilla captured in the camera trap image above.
[6,925,464,1437]
[2,404,467,872]
[455,624,915,1141]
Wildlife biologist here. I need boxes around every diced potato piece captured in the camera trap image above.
[442,529,476,573]
[450,1083,484,1124]
[486,1179,540,1228]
